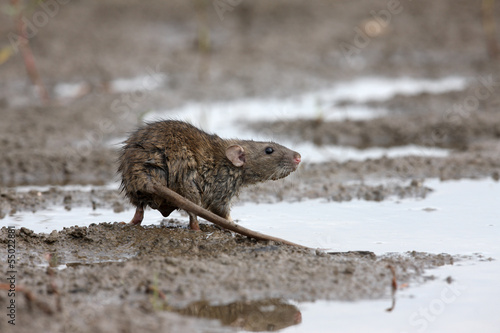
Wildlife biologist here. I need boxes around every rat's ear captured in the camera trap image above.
[226,145,246,167]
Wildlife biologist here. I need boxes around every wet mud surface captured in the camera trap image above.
[252,103,500,151]
[0,225,456,333]
[1,0,500,332]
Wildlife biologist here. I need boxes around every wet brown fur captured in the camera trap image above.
[118,120,300,228]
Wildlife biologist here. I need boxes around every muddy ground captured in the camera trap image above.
[0,225,458,333]
[1,0,500,332]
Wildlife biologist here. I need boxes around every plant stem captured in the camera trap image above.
[12,0,50,104]
[482,0,500,60]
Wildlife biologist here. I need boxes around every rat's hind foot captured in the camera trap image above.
[129,206,144,225]
[188,212,201,231]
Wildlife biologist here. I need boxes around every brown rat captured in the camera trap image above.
[118,120,301,230]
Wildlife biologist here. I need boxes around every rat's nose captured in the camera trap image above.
[293,152,301,165]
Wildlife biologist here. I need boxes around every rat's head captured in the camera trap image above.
[225,140,301,184]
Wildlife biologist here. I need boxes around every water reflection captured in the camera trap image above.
[175,298,302,331]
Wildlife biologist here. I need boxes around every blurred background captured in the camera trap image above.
[0,0,499,186]
[2,3,500,332]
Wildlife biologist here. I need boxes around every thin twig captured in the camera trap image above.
[482,0,500,60]
[146,284,167,301]
[11,0,50,104]
[0,283,54,315]
[385,264,398,312]
[46,254,62,312]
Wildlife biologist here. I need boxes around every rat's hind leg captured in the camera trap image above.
[181,179,203,231]
[129,206,144,225]
[188,212,201,231]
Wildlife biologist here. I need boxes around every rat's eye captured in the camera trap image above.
[265,147,274,154]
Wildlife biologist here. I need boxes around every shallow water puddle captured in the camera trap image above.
[145,76,467,128]
[237,178,500,333]
[143,76,460,163]
[291,260,499,333]
[2,178,499,332]
[54,73,168,99]
[236,179,499,255]
[282,143,449,163]
[4,207,132,234]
